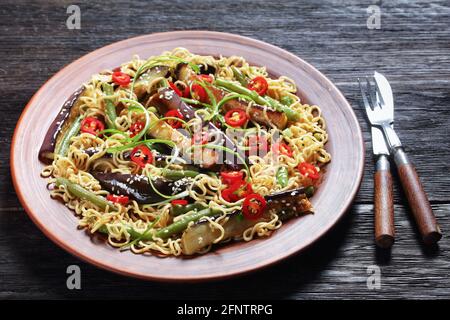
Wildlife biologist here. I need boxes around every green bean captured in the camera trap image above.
[155,208,219,240]
[281,95,294,106]
[54,115,83,157]
[99,208,218,240]
[170,203,207,216]
[215,79,300,121]
[276,166,289,188]
[161,168,199,180]
[215,79,267,105]
[102,83,117,129]
[265,96,300,122]
[55,177,117,211]
[231,66,248,86]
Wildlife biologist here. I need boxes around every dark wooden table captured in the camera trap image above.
[1,0,449,299]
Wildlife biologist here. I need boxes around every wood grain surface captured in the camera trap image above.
[1,0,449,299]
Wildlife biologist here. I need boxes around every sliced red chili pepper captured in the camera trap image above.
[224,109,248,127]
[129,121,145,138]
[130,145,153,168]
[298,162,320,180]
[107,194,129,205]
[247,76,268,96]
[247,134,269,155]
[80,117,105,136]
[242,193,267,220]
[220,171,244,186]
[222,180,253,202]
[183,85,191,98]
[196,74,213,83]
[171,199,188,206]
[272,142,293,157]
[191,131,209,145]
[112,71,131,86]
[191,83,208,103]
[169,82,183,97]
[164,109,184,129]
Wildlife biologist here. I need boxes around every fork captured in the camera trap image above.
[359,76,442,245]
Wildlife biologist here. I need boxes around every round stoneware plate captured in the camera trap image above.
[11,31,364,282]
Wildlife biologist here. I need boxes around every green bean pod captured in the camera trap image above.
[265,96,300,122]
[155,208,219,240]
[276,166,289,188]
[55,177,117,211]
[160,169,199,180]
[170,203,207,216]
[231,66,248,86]
[54,115,83,157]
[102,83,117,129]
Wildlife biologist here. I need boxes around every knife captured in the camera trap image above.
[371,106,395,247]
[373,72,442,245]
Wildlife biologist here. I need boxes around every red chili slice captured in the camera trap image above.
[222,180,253,202]
[191,131,209,145]
[169,82,183,97]
[247,76,268,96]
[224,109,248,127]
[107,194,129,205]
[80,117,105,136]
[164,110,184,129]
[220,171,244,186]
[298,162,320,180]
[242,193,267,220]
[130,145,153,168]
[196,74,213,83]
[129,121,145,138]
[171,199,188,206]
[183,85,191,98]
[272,142,293,157]
[112,71,131,86]
[191,83,208,103]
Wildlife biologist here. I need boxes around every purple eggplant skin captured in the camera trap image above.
[38,87,84,164]
[148,88,246,170]
[92,172,192,204]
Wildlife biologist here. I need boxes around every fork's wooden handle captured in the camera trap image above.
[374,155,395,248]
[393,148,442,245]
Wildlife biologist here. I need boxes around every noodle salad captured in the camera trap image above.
[39,48,331,256]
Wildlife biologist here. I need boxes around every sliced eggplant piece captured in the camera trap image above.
[92,172,192,204]
[148,88,247,169]
[180,187,313,254]
[39,87,85,164]
[198,64,216,75]
[174,63,194,82]
[134,66,169,99]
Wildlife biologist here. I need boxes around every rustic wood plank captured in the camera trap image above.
[0,204,448,299]
[0,0,449,299]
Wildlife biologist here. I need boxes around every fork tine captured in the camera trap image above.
[366,77,380,110]
[358,78,371,110]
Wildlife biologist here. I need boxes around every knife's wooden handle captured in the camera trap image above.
[374,155,395,248]
[393,148,442,245]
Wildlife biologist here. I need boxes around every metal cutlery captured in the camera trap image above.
[359,72,441,245]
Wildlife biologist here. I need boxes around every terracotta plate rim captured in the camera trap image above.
[11,31,364,282]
